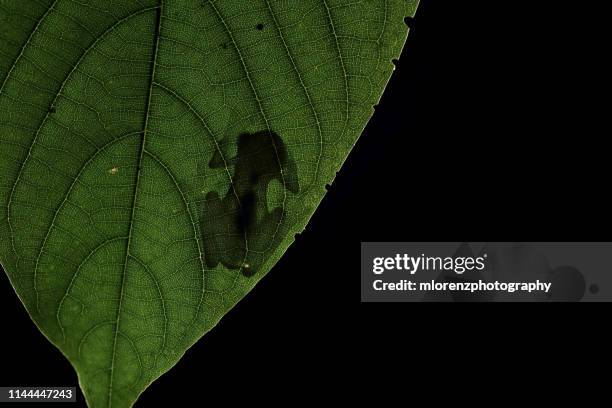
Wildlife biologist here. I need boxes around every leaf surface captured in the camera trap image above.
[0,0,418,406]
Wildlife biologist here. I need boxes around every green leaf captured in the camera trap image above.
[0,0,418,406]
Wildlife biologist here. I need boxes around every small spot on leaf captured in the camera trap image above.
[242,263,255,277]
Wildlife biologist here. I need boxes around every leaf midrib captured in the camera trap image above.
[30,5,161,321]
[108,2,163,407]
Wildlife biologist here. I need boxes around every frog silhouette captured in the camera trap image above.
[200,130,299,276]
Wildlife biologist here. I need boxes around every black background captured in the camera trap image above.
[1,0,607,406]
